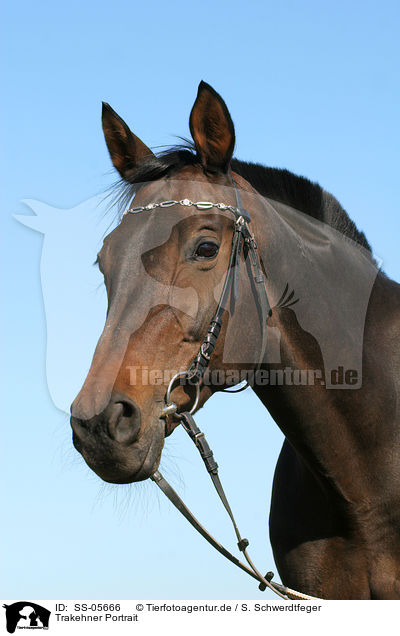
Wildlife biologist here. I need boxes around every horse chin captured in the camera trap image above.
[75,416,165,484]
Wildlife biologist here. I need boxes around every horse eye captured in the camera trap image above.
[195,241,219,259]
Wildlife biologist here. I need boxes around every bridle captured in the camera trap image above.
[124,188,269,411]
[123,184,319,601]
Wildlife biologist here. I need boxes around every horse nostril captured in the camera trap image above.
[106,394,141,445]
[119,400,135,419]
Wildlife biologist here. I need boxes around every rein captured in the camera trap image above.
[125,190,319,601]
[151,418,317,601]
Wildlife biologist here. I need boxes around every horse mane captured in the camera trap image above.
[230,159,372,253]
[116,144,372,253]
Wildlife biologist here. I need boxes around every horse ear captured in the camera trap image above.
[102,102,154,180]
[189,81,235,172]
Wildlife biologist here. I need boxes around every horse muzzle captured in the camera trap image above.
[70,393,165,483]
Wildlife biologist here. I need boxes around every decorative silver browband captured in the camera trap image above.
[123,198,241,216]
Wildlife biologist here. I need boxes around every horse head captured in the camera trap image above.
[70,82,265,483]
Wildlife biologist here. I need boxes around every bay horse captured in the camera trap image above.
[71,81,400,599]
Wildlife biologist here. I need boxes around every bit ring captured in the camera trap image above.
[161,371,201,419]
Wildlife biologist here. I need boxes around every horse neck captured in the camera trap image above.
[252,271,400,506]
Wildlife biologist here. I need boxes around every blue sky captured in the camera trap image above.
[1,0,399,600]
